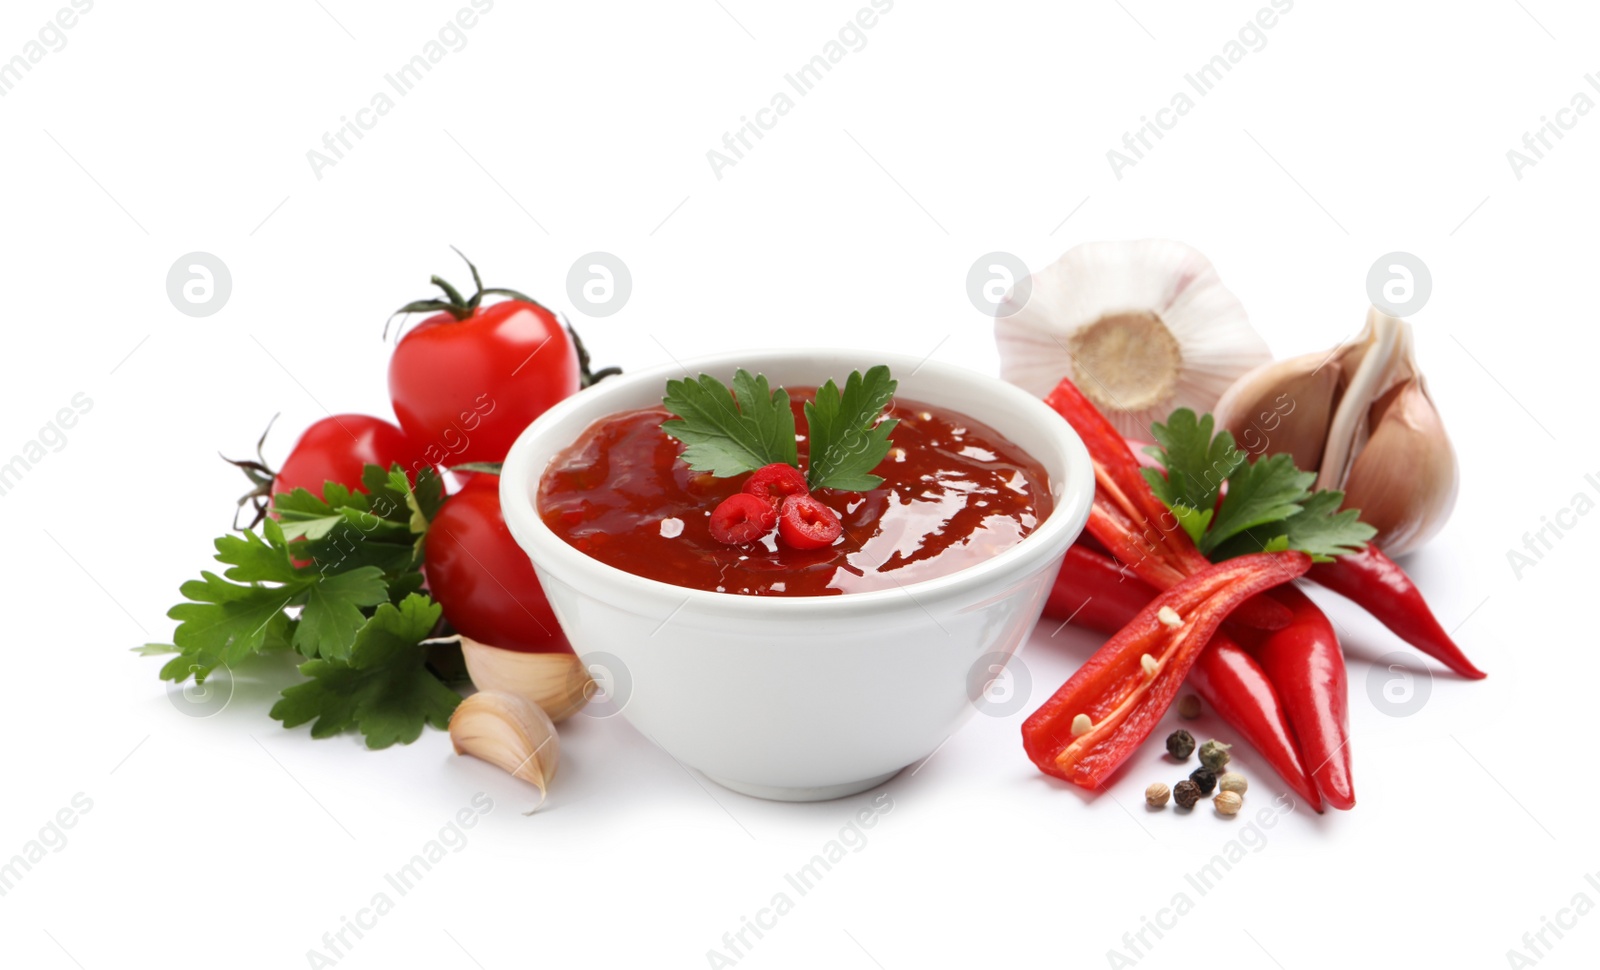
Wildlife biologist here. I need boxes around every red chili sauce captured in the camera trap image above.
[537,390,1051,596]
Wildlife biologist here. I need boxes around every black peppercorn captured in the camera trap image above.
[1189,766,1218,794]
[1173,779,1201,809]
[1166,729,1196,760]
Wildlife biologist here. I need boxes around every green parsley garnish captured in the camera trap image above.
[662,365,899,491]
[1142,408,1376,562]
[144,464,460,748]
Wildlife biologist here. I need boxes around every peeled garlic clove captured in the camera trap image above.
[995,239,1273,438]
[1211,352,1342,472]
[457,636,593,722]
[1341,378,1459,557]
[449,690,560,807]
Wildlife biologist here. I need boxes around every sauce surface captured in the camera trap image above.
[537,391,1051,596]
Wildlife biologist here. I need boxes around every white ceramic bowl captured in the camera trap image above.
[499,349,1093,801]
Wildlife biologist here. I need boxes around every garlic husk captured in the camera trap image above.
[995,240,1273,438]
[1212,308,1458,556]
[449,690,560,807]
[456,636,592,722]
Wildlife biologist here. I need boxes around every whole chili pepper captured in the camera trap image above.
[1045,544,1161,634]
[1046,544,1324,811]
[1022,551,1311,790]
[1307,543,1486,680]
[1045,378,1291,631]
[1188,634,1323,812]
[1239,584,1355,811]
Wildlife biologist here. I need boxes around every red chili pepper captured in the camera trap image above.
[1238,585,1355,811]
[1023,551,1311,789]
[1188,634,1323,812]
[1045,378,1291,631]
[1045,544,1323,811]
[1308,543,1486,680]
[1044,544,1160,634]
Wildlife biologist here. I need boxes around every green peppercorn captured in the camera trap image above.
[1198,739,1232,772]
[1166,729,1196,760]
[1189,766,1217,794]
[1173,779,1201,810]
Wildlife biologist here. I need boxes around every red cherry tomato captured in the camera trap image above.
[275,414,426,499]
[388,259,579,467]
[778,494,842,550]
[424,475,571,654]
[742,463,809,508]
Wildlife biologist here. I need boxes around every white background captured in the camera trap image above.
[2,1,1595,967]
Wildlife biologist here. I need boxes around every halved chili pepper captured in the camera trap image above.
[1237,585,1355,810]
[1044,544,1323,811]
[1022,551,1311,790]
[1045,378,1292,631]
[1308,543,1486,680]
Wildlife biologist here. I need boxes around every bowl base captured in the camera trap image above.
[704,768,904,802]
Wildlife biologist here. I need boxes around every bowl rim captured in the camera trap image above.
[498,348,1094,618]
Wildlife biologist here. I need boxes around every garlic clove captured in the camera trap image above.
[996,239,1273,438]
[1210,351,1342,473]
[449,690,560,807]
[457,636,593,722]
[1341,378,1459,557]
[1212,307,1458,556]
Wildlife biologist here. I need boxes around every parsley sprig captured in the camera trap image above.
[1142,409,1376,562]
[662,366,899,491]
[144,464,461,748]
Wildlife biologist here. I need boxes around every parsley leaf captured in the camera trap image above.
[803,366,899,491]
[1141,410,1245,515]
[1146,408,1377,563]
[270,595,459,749]
[1211,490,1376,562]
[153,463,459,748]
[1203,453,1315,554]
[660,366,899,493]
[294,567,389,660]
[661,369,799,477]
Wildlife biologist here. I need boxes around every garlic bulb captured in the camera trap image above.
[995,240,1273,438]
[456,636,593,722]
[1212,308,1458,556]
[449,690,560,808]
